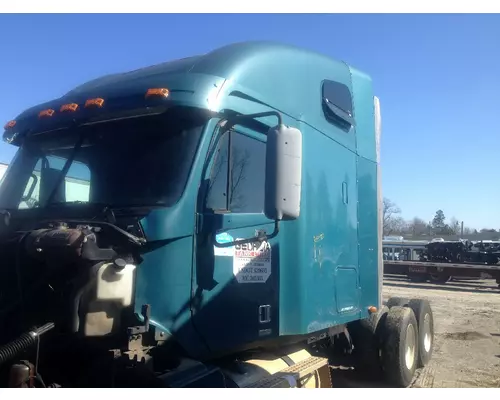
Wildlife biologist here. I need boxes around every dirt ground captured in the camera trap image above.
[329,275,500,388]
[383,275,500,388]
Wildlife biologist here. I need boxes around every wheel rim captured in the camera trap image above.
[423,313,432,353]
[405,323,416,370]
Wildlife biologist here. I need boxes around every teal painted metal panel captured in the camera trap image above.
[350,66,376,162]
[356,156,379,316]
[278,120,361,335]
[5,41,380,359]
[134,235,208,357]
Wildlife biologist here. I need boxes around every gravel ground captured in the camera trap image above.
[383,275,500,388]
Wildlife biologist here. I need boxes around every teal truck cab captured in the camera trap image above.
[0,41,434,388]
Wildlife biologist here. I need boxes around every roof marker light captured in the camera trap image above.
[145,88,169,98]
[85,98,105,108]
[60,103,79,112]
[4,120,16,130]
[39,109,55,118]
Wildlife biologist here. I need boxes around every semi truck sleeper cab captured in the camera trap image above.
[0,41,434,388]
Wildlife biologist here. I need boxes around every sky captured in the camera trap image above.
[0,14,498,229]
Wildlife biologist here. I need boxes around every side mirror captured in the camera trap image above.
[264,124,303,221]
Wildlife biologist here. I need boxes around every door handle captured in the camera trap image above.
[259,305,271,324]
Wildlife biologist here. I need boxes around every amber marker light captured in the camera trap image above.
[145,88,169,98]
[60,103,79,112]
[38,109,55,118]
[4,120,16,129]
[85,98,105,108]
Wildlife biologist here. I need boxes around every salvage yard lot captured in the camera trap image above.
[331,276,500,388]
[385,276,500,388]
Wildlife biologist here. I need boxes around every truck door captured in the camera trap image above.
[193,127,279,354]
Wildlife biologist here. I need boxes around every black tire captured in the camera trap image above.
[407,299,434,368]
[486,255,498,265]
[347,306,389,376]
[408,273,428,283]
[386,297,409,308]
[429,273,451,284]
[380,306,419,388]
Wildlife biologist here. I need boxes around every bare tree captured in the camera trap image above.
[383,198,402,235]
[449,217,461,235]
[408,217,428,236]
[385,216,407,235]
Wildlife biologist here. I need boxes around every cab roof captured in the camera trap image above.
[5,41,376,161]
[13,41,353,121]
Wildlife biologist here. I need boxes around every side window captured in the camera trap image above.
[205,130,266,214]
[229,131,265,213]
[65,159,91,202]
[18,155,91,209]
[206,132,229,211]
[322,80,354,130]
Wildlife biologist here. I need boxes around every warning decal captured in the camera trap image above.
[233,240,272,283]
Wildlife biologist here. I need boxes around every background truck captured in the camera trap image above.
[0,41,434,388]
[383,239,500,285]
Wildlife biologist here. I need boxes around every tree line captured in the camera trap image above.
[382,198,498,237]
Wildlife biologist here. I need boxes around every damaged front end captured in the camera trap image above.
[0,219,161,388]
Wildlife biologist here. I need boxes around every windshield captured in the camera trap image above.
[0,107,208,210]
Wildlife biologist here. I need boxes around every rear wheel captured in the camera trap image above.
[380,306,419,388]
[407,299,434,367]
[386,297,409,308]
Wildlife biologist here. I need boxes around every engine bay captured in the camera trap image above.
[0,216,151,387]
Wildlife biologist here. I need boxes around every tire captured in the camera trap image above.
[407,299,434,367]
[386,297,409,308]
[408,273,428,283]
[347,306,389,376]
[429,273,451,284]
[486,255,498,265]
[380,306,419,388]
